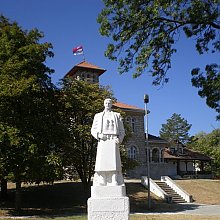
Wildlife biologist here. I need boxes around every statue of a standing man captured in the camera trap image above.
[91,98,125,186]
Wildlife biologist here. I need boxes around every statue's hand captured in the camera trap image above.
[115,138,120,145]
[98,133,107,141]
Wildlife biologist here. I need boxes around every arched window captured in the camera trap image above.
[126,117,131,124]
[131,118,136,132]
[128,146,137,159]
[152,148,159,162]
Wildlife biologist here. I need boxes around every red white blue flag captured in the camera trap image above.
[72,45,83,55]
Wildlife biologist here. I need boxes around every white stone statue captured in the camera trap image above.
[91,98,125,186]
[88,98,129,220]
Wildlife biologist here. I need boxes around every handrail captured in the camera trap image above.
[141,176,172,203]
[161,176,193,203]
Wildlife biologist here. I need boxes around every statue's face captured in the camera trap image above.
[104,99,112,110]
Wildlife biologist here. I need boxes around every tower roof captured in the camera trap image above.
[64,61,106,78]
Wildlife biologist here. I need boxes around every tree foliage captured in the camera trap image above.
[98,0,220,116]
[159,113,192,144]
[0,16,65,208]
[191,64,220,120]
[188,129,220,176]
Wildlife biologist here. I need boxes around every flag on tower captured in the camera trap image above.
[72,45,83,55]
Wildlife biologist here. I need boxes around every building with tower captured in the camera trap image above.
[65,61,106,84]
[65,61,212,179]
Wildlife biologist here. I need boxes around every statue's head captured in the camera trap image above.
[104,98,112,111]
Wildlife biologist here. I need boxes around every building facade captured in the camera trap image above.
[65,61,212,179]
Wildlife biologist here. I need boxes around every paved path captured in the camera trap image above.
[173,203,220,215]
[133,203,220,216]
[0,205,220,218]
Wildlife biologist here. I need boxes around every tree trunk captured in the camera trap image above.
[15,181,22,212]
[0,178,8,200]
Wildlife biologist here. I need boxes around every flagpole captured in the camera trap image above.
[82,50,85,61]
[72,45,85,61]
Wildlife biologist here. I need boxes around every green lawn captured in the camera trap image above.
[1,179,220,220]
[1,215,220,220]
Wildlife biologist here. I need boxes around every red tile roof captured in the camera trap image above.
[76,61,105,70]
[64,61,106,78]
[113,102,144,112]
[163,148,212,161]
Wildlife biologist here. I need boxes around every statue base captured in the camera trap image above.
[87,186,129,220]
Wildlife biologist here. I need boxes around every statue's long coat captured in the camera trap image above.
[91,111,125,171]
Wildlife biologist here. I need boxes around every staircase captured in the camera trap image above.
[155,181,186,203]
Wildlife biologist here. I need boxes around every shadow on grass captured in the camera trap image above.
[148,203,203,214]
[0,181,201,217]
[0,182,89,216]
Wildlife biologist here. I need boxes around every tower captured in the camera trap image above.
[64,61,106,84]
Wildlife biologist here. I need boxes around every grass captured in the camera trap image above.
[131,215,220,220]
[0,179,220,219]
[175,179,220,204]
[1,215,220,220]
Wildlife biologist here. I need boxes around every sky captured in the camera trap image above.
[1,0,219,136]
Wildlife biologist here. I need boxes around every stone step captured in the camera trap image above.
[155,181,186,203]
[172,199,186,203]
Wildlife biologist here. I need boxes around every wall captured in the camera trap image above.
[125,110,146,172]
[127,162,178,180]
[149,162,177,179]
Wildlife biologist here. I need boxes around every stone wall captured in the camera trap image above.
[127,163,177,179]
[124,110,146,173]
[150,162,177,179]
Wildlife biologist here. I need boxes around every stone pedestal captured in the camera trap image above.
[88,185,130,220]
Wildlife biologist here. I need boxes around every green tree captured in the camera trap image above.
[159,113,192,144]
[59,79,114,189]
[0,124,36,209]
[0,16,65,210]
[98,0,220,117]
[188,129,220,176]
[191,64,220,120]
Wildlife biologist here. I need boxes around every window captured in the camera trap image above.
[152,148,159,162]
[126,117,136,133]
[131,118,136,132]
[128,146,137,159]
[170,147,176,154]
[93,74,97,83]
[178,147,183,154]
[126,117,131,123]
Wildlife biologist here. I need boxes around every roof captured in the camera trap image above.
[113,102,144,112]
[163,148,212,161]
[64,61,106,78]
[148,134,168,143]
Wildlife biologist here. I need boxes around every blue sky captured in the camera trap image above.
[1,0,219,136]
